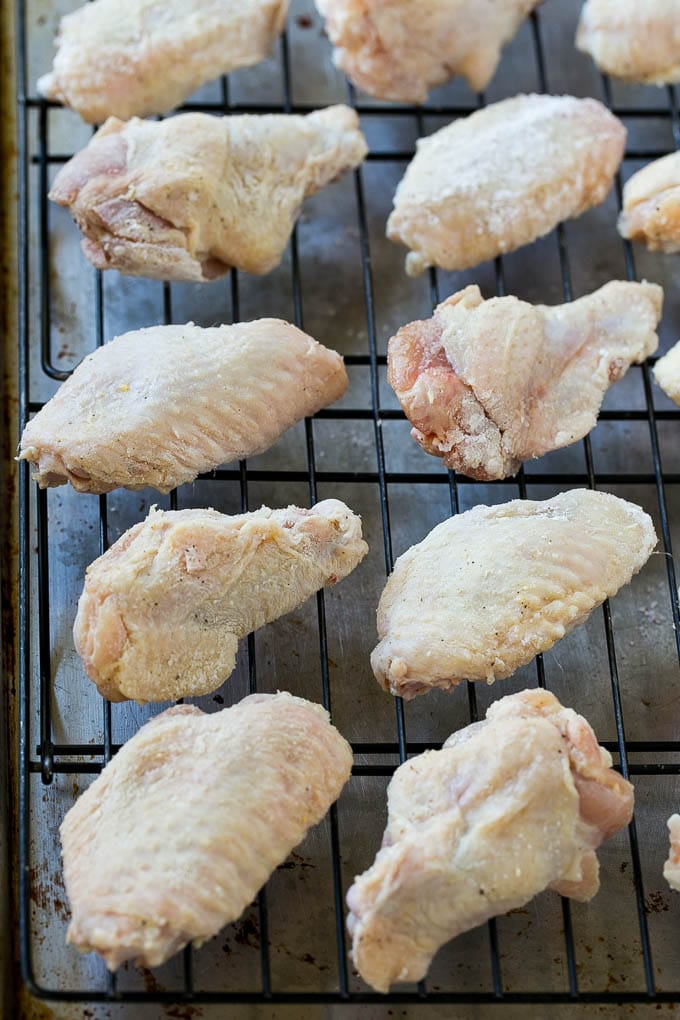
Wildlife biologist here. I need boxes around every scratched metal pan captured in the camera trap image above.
[10,0,680,1017]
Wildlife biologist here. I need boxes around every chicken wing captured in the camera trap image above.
[387,94,625,276]
[38,0,288,124]
[576,0,680,85]
[62,692,352,970]
[371,489,656,700]
[347,688,634,992]
[18,319,347,494]
[664,815,680,892]
[314,0,540,104]
[74,501,367,703]
[618,152,680,253]
[48,107,368,281]
[387,281,662,480]
[654,341,680,405]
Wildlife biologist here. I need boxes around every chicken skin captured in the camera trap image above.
[664,815,680,892]
[387,281,662,480]
[38,0,288,124]
[48,107,368,282]
[371,489,656,700]
[19,319,347,494]
[618,152,680,253]
[347,688,634,993]
[315,0,540,104]
[577,0,680,85]
[387,94,625,276]
[74,501,368,703]
[62,692,352,970]
[654,341,680,405]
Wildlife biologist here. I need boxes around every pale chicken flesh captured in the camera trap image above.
[664,815,680,892]
[371,489,656,700]
[654,341,680,405]
[62,692,352,970]
[314,0,540,104]
[387,281,662,480]
[48,107,368,282]
[387,93,625,276]
[347,688,634,993]
[38,0,288,124]
[18,319,347,494]
[74,501,368,703]
[618,152,680,253]
[577,0,680,85]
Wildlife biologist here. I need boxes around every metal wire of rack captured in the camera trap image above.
[14,0,680,1010]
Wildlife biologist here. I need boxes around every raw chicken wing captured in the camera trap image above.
[74,501,368,703]
[371,489,656,699]
[49,107,368,281]
[315,0,540,104]
[19,319,347,494]
[388,281,662,480]
[387,94,625,276]
[618,152,680,253]
[38,0,288,123]
[654,341,680,405]
[347,688,634,992]
[664,815,680,892]
[62,692,352,969]
[577,0,680,85]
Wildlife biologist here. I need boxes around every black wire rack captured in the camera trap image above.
[14,0,680,1010]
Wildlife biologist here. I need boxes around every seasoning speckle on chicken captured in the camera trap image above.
[74,501,368,703]
[618,152,680,253]
[371,489,656,700]
[347,688,634,993]
[18,319,348,494]
[48,107,367,281]
[38,0,289,123]
[62,693,353,970]
[387,93,625,276]
[577,0,680,85]
[387,281,662,480]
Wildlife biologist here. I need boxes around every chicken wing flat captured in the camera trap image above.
[315,0,540,104]
[38,0,288,124]
[19,319,347,494]
[48,107,368,282]
[618,152,680,253]
[388,281,662,480]
[371,489,656,700]
[664,815,680,892]
[387,93,625,276]
[654,341,680,405]
[74,501,368,703]
[577,0,680,85]
[347,688,634,992]
[62,693,352,970]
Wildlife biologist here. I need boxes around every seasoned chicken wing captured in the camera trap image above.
[654,341,680,405]
[664,815,680,892]
[388,281,662,480]
[577,0,680,85]
[618,152,680,253]
[74,501,367,703]
[387,94,625,276]
[315,0,540,104]
[38,0,288,124]
[48,107,368,281]
[347,688,634,992]
[19,319,347,494]
[371,489,656,700]
[62,693,352,970]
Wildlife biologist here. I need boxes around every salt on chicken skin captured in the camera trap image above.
[314,0,540,104]
[576,0,680,85]
[387,281,662,480]
[387,93,625,277]
[48,107,368,282]
[18,319,348,494]
[654,341,680,406]
[618,152,680,253]
[38,0,288,124]
[74,501,368,704]
[371,489,656,700]
[347,688,634,993]
[664,815,680,892]
[62,692,352,970]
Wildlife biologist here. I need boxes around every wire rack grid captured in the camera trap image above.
[14,0,680,1010]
